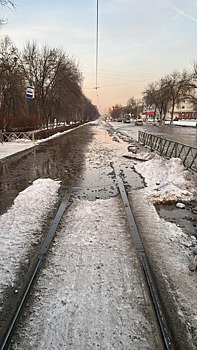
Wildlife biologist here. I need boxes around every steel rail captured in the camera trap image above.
[113,165,179,350]
[0,194,72,350]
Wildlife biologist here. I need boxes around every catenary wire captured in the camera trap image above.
[95,0,101,109]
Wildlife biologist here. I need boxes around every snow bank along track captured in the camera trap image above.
[0,195,72,350]
[0,171,178,350]
[113,166,177,350]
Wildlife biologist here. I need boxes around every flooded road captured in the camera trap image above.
[111,121,197,147]
[0,121,196,239]
[0,122,143,216]
[0,125,96,215]
[144,123,197,147]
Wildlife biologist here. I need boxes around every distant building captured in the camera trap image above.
[168,100,197,120]
[143,100,197,121]
[142,106,155,119]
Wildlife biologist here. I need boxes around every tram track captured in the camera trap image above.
[0,191,72,350]
[0,167,179,349]
[113,165,178,350]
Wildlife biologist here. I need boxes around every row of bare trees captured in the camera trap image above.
[109,65,197,122]
[109,97,143,120]
[143,66,197,122]
[0,36,99,131]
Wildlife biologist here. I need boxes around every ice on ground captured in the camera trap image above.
[135,154,197,203]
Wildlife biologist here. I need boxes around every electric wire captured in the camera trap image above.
[96,0,99,90]
[95,0,100,109]
[85,78,156,90]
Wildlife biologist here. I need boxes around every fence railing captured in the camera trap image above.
[0,123,83,143]
[1,131,35,142]
[138,131,197,173]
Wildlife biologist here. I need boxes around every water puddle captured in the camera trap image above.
[116,165,145,189]
[68,163,145,201]
[70,167,118,200]
[0,125,95,214]
[155,202,197,237]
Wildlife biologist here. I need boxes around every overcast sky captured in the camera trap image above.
[1,0,197,113]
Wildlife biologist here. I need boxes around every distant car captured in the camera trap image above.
[123,118,131,123]
[123,115,131,123]
[135,119,143,126]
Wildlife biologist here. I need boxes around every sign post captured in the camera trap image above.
[26,86,35,99]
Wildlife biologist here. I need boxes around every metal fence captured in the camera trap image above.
[0,123,83,143]
[1,131,35,142]
[138,131,197,173]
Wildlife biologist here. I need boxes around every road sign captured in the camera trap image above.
[26,86,35,99]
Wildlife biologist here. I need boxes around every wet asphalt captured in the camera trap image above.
[0,123,144,212]
[0,124,95,215]
[0,121,196,238]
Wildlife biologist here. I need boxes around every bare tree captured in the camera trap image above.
[21,42,84,127]
[109,104,123,120]
[182,63,197,109]
[0,36,26,131]
[82,96,99,122]
[161,70,192,122]
[22,42,64,127]
[124,97,136,117]
[51,58,83,124]
[0,1,15,25]
[0,35,97,131]
[125,97,143,119]
[143,85,157,120]
[143,70,192,122]
[143,82,165,120]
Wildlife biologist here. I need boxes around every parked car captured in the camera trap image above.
[135,119,143,126]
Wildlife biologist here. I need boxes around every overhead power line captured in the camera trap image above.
[84,78,157,90]
[95,0,99,90]
[95,0,100,108]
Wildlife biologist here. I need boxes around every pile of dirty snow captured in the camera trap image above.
[135,154,197,204]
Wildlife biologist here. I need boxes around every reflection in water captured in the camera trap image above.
[112,121,197,147]
[144,124,197,147]
[0,125,95,214]
[155,202,197,237]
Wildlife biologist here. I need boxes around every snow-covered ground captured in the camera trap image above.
[165,120,197,127]
[0,121,197,349]
[128,157,197,348]
[0,178,60,292]
[0,140,35,160]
